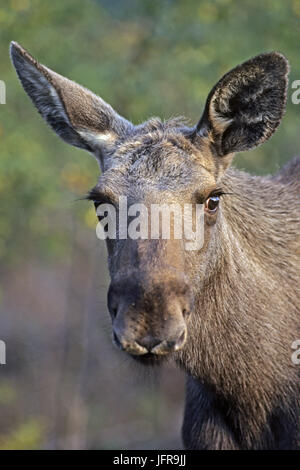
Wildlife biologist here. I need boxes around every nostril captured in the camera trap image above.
[182,308,190,318]
[178,330,186,344]
[113,330,122,349]
[174,327,187,350]
[109,305,118,319]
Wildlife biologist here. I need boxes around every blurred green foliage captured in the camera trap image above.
[1,0,300,266]
[1,0,300,449]
[0,417,45,450]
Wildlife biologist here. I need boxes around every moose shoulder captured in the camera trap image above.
[10,42,300,450]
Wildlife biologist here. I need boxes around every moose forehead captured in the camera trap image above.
[95,120,217,198]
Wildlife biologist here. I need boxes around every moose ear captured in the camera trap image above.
[196,52,289,157]
[10,42,133,166]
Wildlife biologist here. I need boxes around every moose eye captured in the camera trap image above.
[205,196,220,213]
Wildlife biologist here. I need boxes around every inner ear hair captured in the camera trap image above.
[197,52,289,157]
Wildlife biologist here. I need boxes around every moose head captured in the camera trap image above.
[10,42,288,365]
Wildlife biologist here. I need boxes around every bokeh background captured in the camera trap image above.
[0,0,299,449]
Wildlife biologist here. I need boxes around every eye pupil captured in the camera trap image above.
[206,196,220,212]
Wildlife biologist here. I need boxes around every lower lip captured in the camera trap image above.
[130,352,166,366]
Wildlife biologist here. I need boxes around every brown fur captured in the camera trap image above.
[10,42,300,449]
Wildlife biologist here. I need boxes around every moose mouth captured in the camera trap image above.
[130,352,170,367]
[113,331,169,366]
[112,326,186,366]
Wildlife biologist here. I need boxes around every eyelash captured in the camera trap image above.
[87,190,113,206]
[208,188,226,198]
[195,188,225,204]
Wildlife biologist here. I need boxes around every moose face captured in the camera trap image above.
[87,126,221,362]
[10,42,288,363]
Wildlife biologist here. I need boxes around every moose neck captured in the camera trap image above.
[177,165,298,420]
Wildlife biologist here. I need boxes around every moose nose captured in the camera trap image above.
[138,328,187,355]
[108,272,192,357]
[113,325,187,356]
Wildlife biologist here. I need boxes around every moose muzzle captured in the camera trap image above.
[108,271,192,357]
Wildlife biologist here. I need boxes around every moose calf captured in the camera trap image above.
[10,42,300,449]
